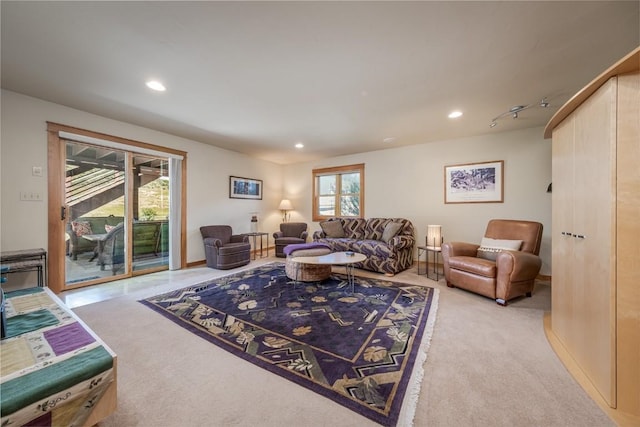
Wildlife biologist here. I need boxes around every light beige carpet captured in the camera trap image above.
[72,262,613,426]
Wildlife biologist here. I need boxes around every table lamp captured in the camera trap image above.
[427,225,443,249]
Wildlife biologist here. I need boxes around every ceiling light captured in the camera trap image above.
[146,80,166,92]
[448,111,463,119]
[295,143,304,149]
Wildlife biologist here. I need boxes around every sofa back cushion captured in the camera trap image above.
[342,218,366,239]
[319,220,344,238]
[365,218,392,240]
[381,221,404,242]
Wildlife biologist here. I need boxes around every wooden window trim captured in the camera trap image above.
[312,163,364,222]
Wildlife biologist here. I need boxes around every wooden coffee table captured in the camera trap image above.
[290,251,367,294]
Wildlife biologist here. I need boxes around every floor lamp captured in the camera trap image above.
[278,199,293,223]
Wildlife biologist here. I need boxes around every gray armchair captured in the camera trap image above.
[200,225,251,270]
[273,222,308,258]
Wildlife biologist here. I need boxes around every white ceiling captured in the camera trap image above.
[2,1,638,165]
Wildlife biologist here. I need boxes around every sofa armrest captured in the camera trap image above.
[230,234,249,244]
[442,242,479,258]
[300,231,309,241]
[496,251,542,282]
[313,230,326,240]
[273,231,284,239]
[388,235,415,250]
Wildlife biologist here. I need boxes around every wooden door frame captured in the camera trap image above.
[46,122,188,293]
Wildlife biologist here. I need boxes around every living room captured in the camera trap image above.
[1,2,639,426]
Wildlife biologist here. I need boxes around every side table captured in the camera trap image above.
[417,245,442,281]
[242,232,269,260]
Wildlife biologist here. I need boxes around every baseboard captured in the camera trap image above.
[537,274,552,282]
[186,246,275,269]
[186,259,206,268]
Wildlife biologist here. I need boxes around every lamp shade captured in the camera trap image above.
[426,225,442,249]
[278,199,294,210]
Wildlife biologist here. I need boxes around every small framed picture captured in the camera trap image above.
[444,160,504,203]
[229,176,263,200]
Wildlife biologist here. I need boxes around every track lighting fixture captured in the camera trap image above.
[489,98,550,128]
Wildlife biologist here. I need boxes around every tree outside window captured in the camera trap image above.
[313,164,364,221]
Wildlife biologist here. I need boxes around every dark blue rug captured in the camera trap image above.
[140,262,438,426]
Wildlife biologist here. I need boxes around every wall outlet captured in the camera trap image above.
[20,191,42,201]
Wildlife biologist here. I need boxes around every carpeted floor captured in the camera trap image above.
[71,259,613,426]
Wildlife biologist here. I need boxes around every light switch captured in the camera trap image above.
[32,166,43,177]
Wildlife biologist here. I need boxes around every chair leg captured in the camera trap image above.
[446,281,455,288]
[526,292,532,297]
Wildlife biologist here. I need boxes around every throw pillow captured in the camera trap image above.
[71,220,93,237]
[320,220,345,238]
[381,221,403,243]
[477,237,523,261]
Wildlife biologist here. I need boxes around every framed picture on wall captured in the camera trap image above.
[229,176,263,200]
[444,160,504,203]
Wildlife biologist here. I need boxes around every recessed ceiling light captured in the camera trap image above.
[146,80,166,92]
[448,111,463,119]
[295,143,304,149]
[383,137,396,143]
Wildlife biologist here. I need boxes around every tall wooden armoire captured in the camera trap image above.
[544,47,639,426]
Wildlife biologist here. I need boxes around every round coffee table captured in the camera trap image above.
[290,251,367,294]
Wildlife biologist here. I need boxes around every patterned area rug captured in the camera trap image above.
[140,263,438,426]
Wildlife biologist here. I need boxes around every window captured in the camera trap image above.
[312,164,364,221]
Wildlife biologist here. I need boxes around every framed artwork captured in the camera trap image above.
[229,176,263,200]
[444,160,504,203]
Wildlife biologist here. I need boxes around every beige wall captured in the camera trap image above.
[1,89,552,287]
[0,90,283,272]
[283,127,552,275]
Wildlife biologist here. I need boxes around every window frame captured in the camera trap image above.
[312,163,365,221]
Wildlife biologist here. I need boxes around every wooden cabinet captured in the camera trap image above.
[544,47,639,425]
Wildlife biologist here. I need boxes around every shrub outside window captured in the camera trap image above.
[312,164,364,221]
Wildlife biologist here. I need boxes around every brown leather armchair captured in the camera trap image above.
[273,222,308,258]
[200,225,251,270]
[442,219,543,306]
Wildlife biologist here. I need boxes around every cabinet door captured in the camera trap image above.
[551,115,575,343]
[573,78,617,406]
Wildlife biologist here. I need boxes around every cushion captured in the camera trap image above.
[320,220,345,238]
[71,220,93,237]
[283,242,331,256]
[381,221,403,243]
[477,237,523,261]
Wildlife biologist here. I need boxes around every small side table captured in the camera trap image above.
[417,245,442,281]
[242,232,269,260]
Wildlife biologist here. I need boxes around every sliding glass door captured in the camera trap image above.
[131,155,169,273]
[62,142,170,287]
[65,140,128,284]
